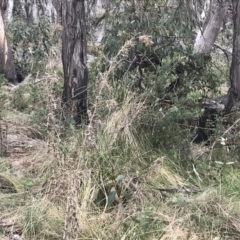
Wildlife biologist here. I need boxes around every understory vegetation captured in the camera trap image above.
[1,1,240,240]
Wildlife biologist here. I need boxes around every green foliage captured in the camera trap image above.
[0,75,8,112]
[12,83,45,110]
[12,86,32,111]
[107,188,117,207]
[1,1,238,239]
[93,0,225,151]
[220,167,240,199]
[11,78,56,139]
[29,109,49,138]
[7,17,60,76]
[125,207,163,239]
[0,75,8,85]
[20,177,35,191]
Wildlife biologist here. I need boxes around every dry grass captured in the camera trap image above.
[1,41,240,240]
[104,93,145,149]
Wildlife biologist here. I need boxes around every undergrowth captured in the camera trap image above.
[1,24,240,240]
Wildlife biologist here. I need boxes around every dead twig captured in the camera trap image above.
[209,117,240,161]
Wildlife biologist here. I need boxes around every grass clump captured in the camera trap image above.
[1,25,240,240]
[23,199,64,239]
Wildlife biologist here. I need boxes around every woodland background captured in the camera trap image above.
[1,0,240,239]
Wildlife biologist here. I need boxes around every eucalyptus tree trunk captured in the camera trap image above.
[225,0,240,113]
[61,0,88,126]
[3,0,57,24]
[0,3,18,84]
[3,0,13,22]
[194,0,228,55]
[193,0,239,143]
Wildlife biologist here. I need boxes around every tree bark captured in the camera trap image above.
[194,0,228,55]
[61,0,88,126]
[4,0,13,22]
[225,0,240,113]
[0,3,18,84]
[193,1,240,143]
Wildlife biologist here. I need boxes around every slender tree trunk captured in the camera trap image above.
[4,0,13,22]
[3,0,58,24]
[0,3,18,84]
[194,0,228,55]
[225,0,240,113]
[61,0,88,126]
[193,1,240,143]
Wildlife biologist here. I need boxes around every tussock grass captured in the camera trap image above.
[1,41,240,240]
[104,93,145,149]
[22,198,64,239]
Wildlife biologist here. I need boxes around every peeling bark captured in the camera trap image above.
[0,4,17,84]
[61,0,88,125]
[225,0,240,113]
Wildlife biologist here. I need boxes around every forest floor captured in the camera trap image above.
[1,48,240,240]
